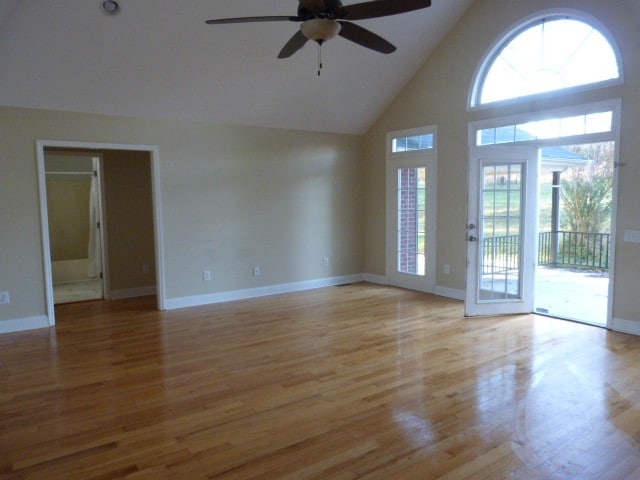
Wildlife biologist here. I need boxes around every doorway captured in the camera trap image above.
[37,140,166,327]
[465,102,619,325]
[44,152,105,304]
[534,142,614,326]
[465,143,615,324]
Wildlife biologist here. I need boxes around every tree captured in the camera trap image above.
[561,143,614,233]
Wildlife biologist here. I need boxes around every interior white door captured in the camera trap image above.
[465,146,538,316]
[387,156,436,292]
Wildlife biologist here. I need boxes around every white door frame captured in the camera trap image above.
[465,99,621,324]
[92,155,108,299]
[36,140,166,326]
[385,126,437,293]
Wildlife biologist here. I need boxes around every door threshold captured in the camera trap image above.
[534,309,607,329]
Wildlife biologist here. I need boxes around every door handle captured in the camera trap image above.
[468,235,478,242]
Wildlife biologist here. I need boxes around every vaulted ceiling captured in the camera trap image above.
[0,0,473,134]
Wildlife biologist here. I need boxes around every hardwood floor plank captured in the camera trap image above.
[1,283,639,479]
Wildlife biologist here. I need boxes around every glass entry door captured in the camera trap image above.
[465,147,538,316]
[387,156,436,292]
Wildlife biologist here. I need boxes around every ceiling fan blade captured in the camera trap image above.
[338,0,431,21]
[206,16,300,25]
[278,31,309,58]
[337,21,396,54]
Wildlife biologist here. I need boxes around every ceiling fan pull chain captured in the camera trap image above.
[317,43,323,76]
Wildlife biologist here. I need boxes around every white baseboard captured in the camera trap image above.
[0,315,50,334]
[109,286,157,300]
[611,317,640,336]
[362,275,465,301]
[434,285,465,301]
[165,274,365,310]
[363,273,387,285]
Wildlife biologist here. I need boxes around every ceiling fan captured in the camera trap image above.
[206,0,432,73]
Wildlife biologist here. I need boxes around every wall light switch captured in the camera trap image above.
[0,291,10,304]
[323,257,330,267]
[203,270,212,281]
[253,266,261,276]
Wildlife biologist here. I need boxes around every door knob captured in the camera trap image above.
[468,235,478,242]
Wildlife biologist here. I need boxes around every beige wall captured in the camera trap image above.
[45,176,91,262]
[2,0,639,330]
[0,107,363,325]
[363,0,640,322]
[102,150,156,292]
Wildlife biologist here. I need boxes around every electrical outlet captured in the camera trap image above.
[623,229,640,243]
[253,266,261,276]
[323,257,330,267]
[444,264,451,275]
[203,270,212,281]
[0,291,10,304]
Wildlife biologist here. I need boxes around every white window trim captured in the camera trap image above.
[468,8,625,111]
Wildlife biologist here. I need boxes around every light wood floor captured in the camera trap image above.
[2,283,640,479]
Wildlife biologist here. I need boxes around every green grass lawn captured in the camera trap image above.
[482,173,553,237]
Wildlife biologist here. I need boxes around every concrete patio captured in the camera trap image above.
[535,266,609,326]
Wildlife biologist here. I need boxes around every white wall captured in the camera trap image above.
[363,0,640,327]
[0,107,363,329]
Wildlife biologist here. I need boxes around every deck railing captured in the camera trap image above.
[481,234,520,275]
[538,231,610,270]
[481,231,610,274]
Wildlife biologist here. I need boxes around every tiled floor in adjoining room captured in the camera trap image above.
[53,279,103,304]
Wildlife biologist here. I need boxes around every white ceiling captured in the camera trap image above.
[0,0,473,134]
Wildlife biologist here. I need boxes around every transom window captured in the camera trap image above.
[473,16,621,107]
[477,110,613,146]
[391,133,434,153]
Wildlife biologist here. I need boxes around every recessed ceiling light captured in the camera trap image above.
[100,0,120,16]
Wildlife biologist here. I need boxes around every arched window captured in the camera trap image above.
[471,14,621,107]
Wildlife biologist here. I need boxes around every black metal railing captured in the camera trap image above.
[481,231,610,274]
[481,234,520,275]
[538,231,610,270]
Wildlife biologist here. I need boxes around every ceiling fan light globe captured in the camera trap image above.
[300,19,341,42]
